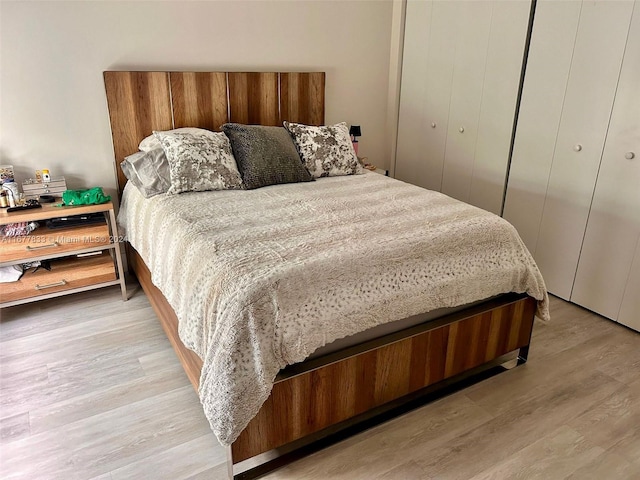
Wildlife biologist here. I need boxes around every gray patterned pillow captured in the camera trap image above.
[121,148,171,198]
[222,124,313,189]
[139,127,208,152]
[153,130,243,194]
[283,121,363,178]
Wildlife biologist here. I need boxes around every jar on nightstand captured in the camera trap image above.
[2,181,19,207]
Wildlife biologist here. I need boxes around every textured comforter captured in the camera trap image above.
[118,172,549,446]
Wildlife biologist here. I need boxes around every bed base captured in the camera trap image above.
[127,245,536,479]
[233,355,522,480]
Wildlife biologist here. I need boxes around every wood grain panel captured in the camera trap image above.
[424,326,449,386]
[407,328,430,391]
[170,72,228,131]
[310,367,333,429]
[227,72,279,125]
[0,224,110,264]
[279,72,325,125]
[231,296,536,462]
[1,252,116,303]
[466,312,492,369]
[334,357,358,422]
[289,372,312,440]
[374,340,412,405]
[354,350,378,414]
[0,201,116,225]
[104,72,173,192]
[105,70,326,194]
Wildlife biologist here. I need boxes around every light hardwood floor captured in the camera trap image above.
[1,283,639,479]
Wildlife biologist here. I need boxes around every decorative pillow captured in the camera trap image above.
[221,124,313,189]
[153,130,243,194]
[139,127,210,152]
[121,148,171,198]
[283,121,363,178]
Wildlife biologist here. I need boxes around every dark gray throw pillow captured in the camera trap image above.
[222,123,313,190]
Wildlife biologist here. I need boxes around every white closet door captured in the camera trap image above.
[441,1,493,204]
[618,240,640,330]
[395,0,433,188]
[532,0,633,299]
[397,0,529,207]
[503,0,582,253]
[572,2,640,321]
[468,1,530,215]
[395,0,458,191]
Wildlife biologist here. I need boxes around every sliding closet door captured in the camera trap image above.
[467,1,532,214]
[440,2,493,204]
[503,0,582,253]
[442,1,530,214]
[396,0,530,214]
[571,3,640,322]
[534,0,633,299]
[505,0,633,299]
[618,242,640,331]
[396,0,457,191]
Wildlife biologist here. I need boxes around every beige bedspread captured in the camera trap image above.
[118,172,548,446]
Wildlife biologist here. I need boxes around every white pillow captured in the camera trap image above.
[121,149,171,198]
[139,127,211,152]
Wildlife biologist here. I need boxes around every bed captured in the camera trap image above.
[104,71,548,479]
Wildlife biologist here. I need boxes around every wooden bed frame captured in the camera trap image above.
[104,71,537,479]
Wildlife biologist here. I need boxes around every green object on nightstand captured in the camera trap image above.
[62,187,111,206]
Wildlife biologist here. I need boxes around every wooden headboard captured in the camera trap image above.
[104,71,326,193]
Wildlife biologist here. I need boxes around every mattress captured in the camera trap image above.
[118,171,548,445]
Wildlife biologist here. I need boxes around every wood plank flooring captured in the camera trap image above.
[1,284,639,479]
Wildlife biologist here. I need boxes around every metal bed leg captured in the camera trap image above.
[226,448,234,480]
[517,345,530,365]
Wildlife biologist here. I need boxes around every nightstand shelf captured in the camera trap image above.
[1,223,111,264]
[0,201,126,307]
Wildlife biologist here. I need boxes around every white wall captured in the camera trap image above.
[0,0,393,198]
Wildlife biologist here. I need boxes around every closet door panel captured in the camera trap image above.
[395,0,433,188]
[572,3,640,321]
[441,1,493,204]
[469,0,531,214]
[619,241,640,330]
[503,0,584,253]
[396,0,458,191]
[533,0,633,299]
[419,1,460,191]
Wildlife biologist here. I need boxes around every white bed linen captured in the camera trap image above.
[118,172,548,446]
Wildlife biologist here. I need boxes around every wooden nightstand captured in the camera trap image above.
[0,201,126,307]
[364,166,388,176]
[359,159,388,176]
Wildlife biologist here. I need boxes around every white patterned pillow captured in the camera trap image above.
[154,130,244,194]
[283,121,363,178]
